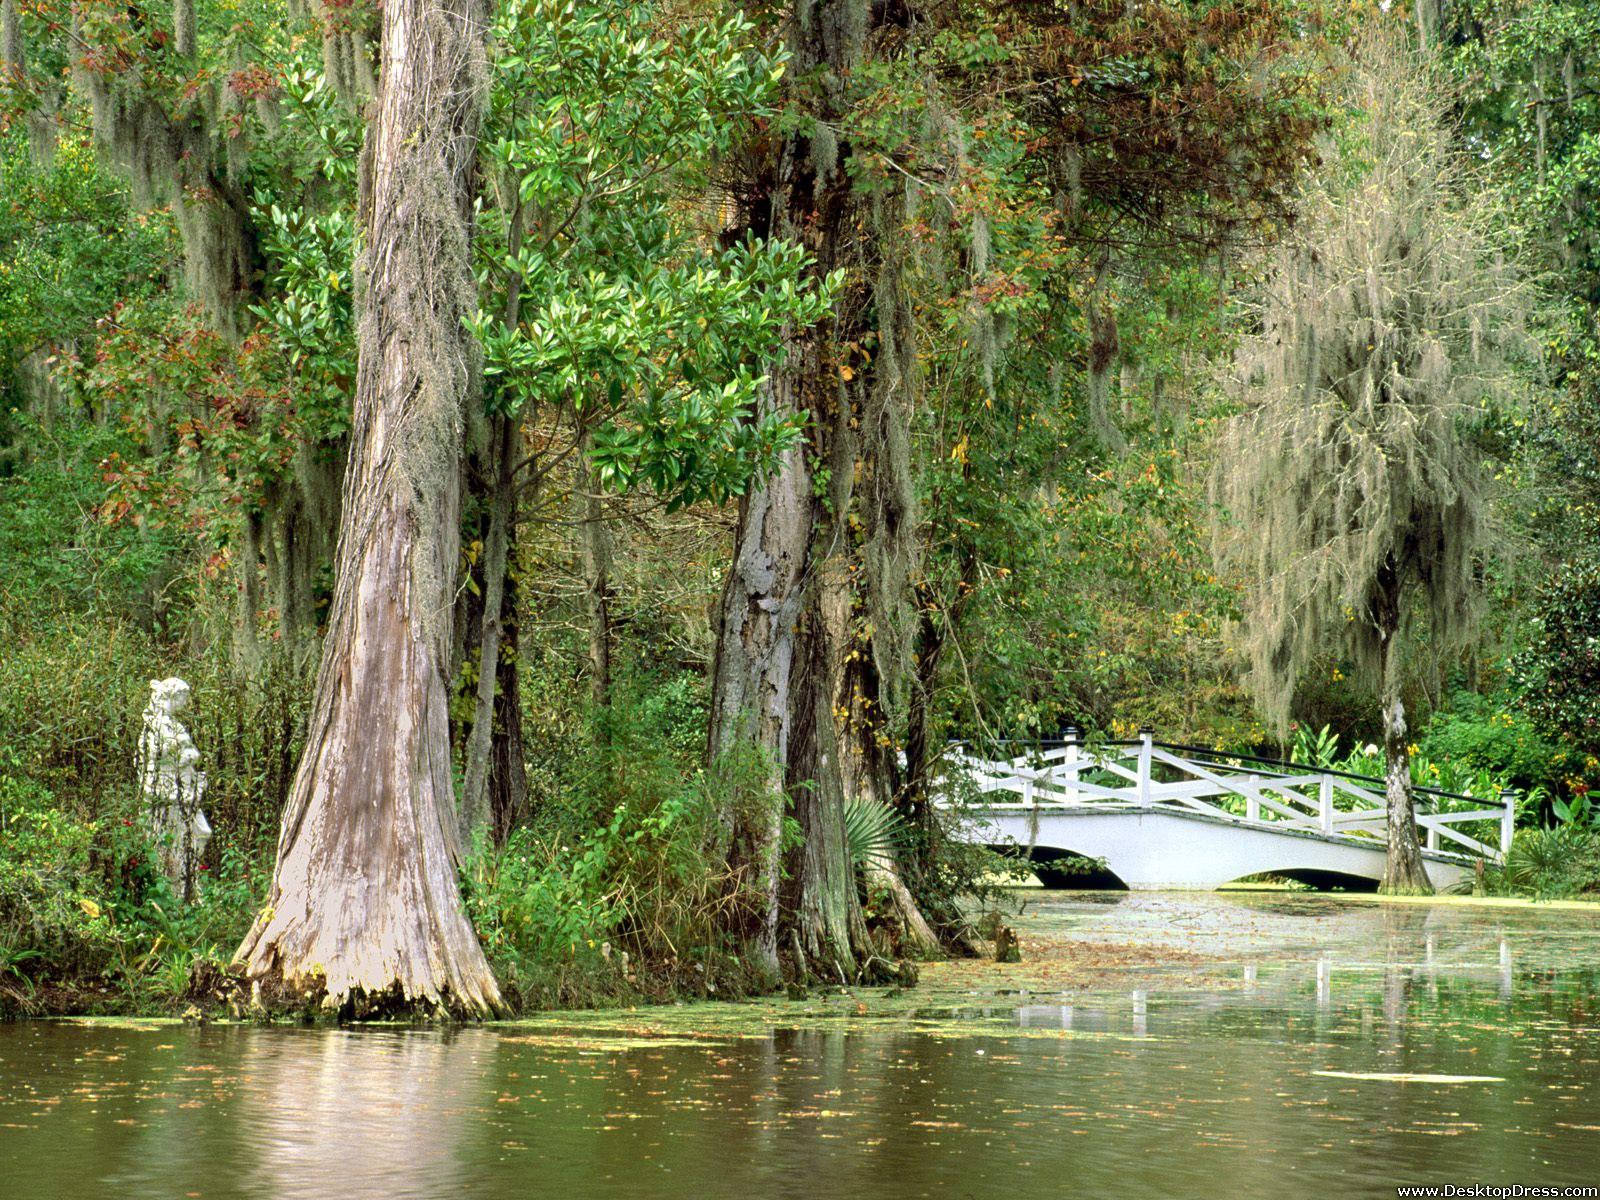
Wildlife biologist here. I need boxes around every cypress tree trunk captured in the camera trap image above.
[708,0,936,980]
[708,73,868,980]
[784,555,875,977]
[806,238,937,962]
[1374,561,1432,895]
[707,402,812,979]
[235,0,501,1016]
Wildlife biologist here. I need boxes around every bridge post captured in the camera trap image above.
[1062,727,1081,805]
[1137,726,1153,807]
[1319,775,1334,834]
[1500,790,1516,858]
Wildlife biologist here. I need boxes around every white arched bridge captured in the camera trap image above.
[942,732,1515,891]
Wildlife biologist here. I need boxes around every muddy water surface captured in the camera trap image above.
[2,892,1598,1199]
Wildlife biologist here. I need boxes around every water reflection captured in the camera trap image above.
[236,1028,483,1198]
[2,895,1597,1199]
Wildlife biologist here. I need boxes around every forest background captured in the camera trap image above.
[1,0,1598,1015]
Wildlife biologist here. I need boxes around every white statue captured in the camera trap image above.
[137,677,213,900]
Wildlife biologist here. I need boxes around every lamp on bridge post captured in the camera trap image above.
[1137,725,1154,808]
[1499,789,1517,859]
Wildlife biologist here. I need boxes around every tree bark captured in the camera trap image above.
[706,403,812,980]
[234,509,264,670]
[808,316,938,963]
[234,0,501,1016]
[784,555,876,978]
[1380,680,1432,894]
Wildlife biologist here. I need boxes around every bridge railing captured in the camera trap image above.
[949,730,1513,861]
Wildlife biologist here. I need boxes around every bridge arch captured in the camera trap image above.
[1014,846,1128,890]
[965,807,1474,891]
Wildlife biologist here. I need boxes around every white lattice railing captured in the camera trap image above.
[949,731,1514,861]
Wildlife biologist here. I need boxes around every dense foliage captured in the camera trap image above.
[1,0,1597,1012]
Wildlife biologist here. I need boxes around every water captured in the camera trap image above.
[3,893,1598,1199]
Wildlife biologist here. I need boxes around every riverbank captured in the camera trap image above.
[16,887,1593,1028]
[6,896,1593,1024]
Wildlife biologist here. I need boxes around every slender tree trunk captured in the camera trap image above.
[1380,678,1432,894]
[234,509,264,670]
[451,441,527,850]
[460,412,517,844]
[488,568,528,844]
[1533,64,1548,187]
[579,435,614,713]
[234,0,501,1016]
[459,186,529,847]
[1375,563,1432,895]
[1413,0,1439,51]
[900,601,943,833]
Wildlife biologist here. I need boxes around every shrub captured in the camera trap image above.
[0,777,122,985]
[1419,691,1561,796]
[1513,557,1600,752]
[464,684,775,1006]
[1493,825,1600,900]
[0,767,269,1013]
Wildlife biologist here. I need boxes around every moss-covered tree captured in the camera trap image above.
[234,0,502,1014]
[1211,29,1527,893]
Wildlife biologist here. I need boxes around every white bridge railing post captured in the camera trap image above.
[1500,790,1517,858]
[1137,726,1154,808]
[1063,726,1081,806]
[1319,775,1334,835]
